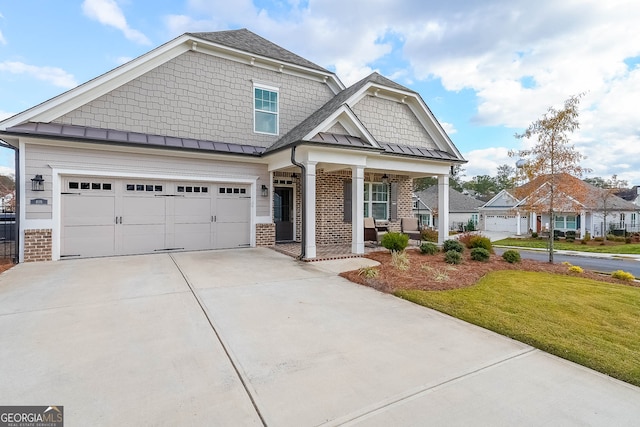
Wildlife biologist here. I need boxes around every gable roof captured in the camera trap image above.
[189,29,330,73]
[481,189,520,209]
[0,29,342,131]
[265,71,465,163]
[516,173,638,211]
[415,186,484,213]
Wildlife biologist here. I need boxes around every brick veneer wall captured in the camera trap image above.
[316,169,352,245]
[315,170,413,245]
[256,223,275,247]
[24,229,52,262]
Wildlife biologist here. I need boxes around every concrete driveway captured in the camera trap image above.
[1,248,639,426]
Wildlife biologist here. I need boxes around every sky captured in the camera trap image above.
[1,0,639,184]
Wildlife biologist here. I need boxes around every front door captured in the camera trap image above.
[274,187,293,241]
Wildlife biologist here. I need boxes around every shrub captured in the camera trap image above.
[444,250,462,265]
[594,236,603,242]
[391,250,410,271]
[466,218,476,232]
[419,242,439,255]
[457,232,475,249]
[612,270,635,281]
[502,250,521,263]
[566,230,576,242]
[469,235,493,252]
[470,247,491,262]
[584,231,591,242]
[580,239,587,245]
[531,231,538,238]
[421,228,438,242]
[568,265,584,274]
[626,237,632,244]
[381,232,409,252]
[443,239,464,253]
[358,266,378,279]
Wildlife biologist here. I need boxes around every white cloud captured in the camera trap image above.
[0,110,15,121]
[463,147,514,178]
[82,0,151,45]
[0,12,6,45]
[161,0,640,183]
[440,122,457,135]
[0,166,14,176]
[0,61,77,88]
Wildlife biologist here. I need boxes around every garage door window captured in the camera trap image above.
[69,181,113,191]
[126,183,163,192]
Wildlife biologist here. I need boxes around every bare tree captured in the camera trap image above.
[509,94,589,263]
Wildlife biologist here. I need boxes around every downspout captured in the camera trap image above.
[0,139,18,263]
[13,144,19,264]
[290,145,305,260]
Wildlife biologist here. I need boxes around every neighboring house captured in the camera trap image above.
[413,186,484,230]
[615,186,640,208]
[480,173,639,236]
[0,29,465,262]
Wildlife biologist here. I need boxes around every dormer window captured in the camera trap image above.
[254,85,279,135]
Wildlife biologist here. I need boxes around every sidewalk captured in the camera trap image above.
[493,245,640,261]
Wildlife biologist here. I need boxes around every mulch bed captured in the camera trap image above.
[340,249,637,294]
[0,262,14,274]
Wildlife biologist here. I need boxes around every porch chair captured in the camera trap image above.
[401,217,422,241]
[364,217,379,243]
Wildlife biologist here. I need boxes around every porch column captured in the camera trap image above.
[530,212,536,232]
[438,174,449,246]
[304,161,317,258]
[351,166,365,254]
[580,210,586,238]
[516,211,521,235]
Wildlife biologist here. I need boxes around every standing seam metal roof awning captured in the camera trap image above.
[3,122,463,163]
[3,122,266,156]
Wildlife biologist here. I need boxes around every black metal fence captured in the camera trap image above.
[598,222,640,236]
[0,212,16,263]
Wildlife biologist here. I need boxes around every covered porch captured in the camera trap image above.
[265,141,455,260]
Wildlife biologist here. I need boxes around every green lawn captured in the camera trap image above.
[396,271,640,386]
[494,237,640,254]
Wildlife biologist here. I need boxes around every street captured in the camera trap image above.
[494,248,640,277]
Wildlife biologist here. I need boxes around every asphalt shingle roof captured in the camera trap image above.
[189,29,330,73]
[415,186,484,213]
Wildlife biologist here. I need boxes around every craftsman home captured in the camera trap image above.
[480,173,639,236]
[0,29,465,262]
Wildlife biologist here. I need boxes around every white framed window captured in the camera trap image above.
[364,182,388,220]
[554,214,576,229]
[471,213,479,225]
[631,213,637,226]
[416,213,431,228]
[254,85,279,135]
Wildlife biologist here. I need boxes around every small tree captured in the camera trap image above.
[592,175,627,240]
[509,94,589,263]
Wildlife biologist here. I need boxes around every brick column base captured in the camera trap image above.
[24,229,53,262]
[256,223,275,247]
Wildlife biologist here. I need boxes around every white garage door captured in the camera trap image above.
[61,178,251,258]
[484,214,528,233]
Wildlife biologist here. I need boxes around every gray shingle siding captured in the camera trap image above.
[54,50,335,147]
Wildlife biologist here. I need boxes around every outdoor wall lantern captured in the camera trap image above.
[261,184,269,197]
[31,174,45,191]
[381,174,389,185]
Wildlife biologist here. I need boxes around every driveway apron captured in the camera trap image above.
[1,248,639,426]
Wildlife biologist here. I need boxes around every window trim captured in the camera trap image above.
[364,182,389,221]
[253,83,279,135]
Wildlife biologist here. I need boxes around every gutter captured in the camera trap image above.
[290,145,306,260]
